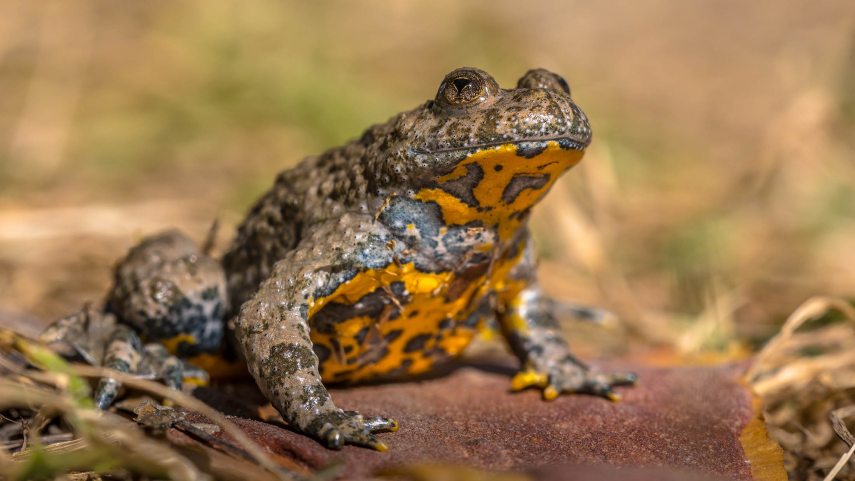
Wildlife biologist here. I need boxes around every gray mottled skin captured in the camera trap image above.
[43,68,635,451]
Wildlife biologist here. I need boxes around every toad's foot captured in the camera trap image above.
[94,338,207,409]
[41,307,206,409]
[511,357,637,401]
[308,410,399,451]
[94,331,203,409]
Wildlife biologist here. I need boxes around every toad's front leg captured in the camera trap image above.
[499,284,636,400]
[497,240,636,401]
[233,253,398,451]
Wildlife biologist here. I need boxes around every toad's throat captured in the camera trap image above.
[415,141,584,239]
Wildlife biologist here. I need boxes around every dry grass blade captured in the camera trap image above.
[824,443,855,481]
[823,406,855,480]
[751,350,855,396]
[0,380,206,481]
[67,363,289,478]
[1,330,295,481]
[746,297,855,480]
[746,296,855,387]
[0,434,13,474]
[831,407,855,448]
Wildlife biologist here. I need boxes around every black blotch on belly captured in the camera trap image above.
[501,174,549,204]
[389,281,407,297]
[436,162,484,208]
[359,345,389,365]
[312,343,331,364]
[331,369,357,381]
[312,288,403,333]
[445,253,491,301]
[403,333,432,353]
[354,326,370,346]
[385,329,404,343]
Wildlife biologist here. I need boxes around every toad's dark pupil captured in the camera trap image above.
[448,77,480,102]
[452,77,472,92]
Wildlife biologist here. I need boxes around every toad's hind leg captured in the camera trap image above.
[41,309,195,409]
[95,328,197,408]
[139,343,193,391]
[95,324,142,409]
[40,307,137,408]
[106,229,229,359]
[43,229,228,408]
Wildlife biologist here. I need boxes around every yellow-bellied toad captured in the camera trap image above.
[43,67,635,451]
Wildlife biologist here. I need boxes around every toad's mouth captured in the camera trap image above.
[411,134,590,156]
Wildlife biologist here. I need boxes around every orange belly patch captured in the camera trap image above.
[308,262,486,383]
[308,244,526,383]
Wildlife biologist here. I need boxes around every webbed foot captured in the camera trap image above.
[41,307,204,409]
[511,357,636,401]
[91,338,202,410]
[308,410,398,451]
[95,324,143,409]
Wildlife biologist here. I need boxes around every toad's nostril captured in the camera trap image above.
[452,77,472,93]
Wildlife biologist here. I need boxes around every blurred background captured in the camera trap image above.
[1,1,855,477]
[0,0,854,352]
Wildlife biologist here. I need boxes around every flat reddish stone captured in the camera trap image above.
[182,359,786,481]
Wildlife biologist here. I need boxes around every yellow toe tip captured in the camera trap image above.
[183,377,209,388]
[374,442,389,453]
[543,386,560,401]
[511,370,548,391]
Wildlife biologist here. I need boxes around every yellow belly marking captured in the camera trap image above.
[308,242,528,383]
[308,262,486,382]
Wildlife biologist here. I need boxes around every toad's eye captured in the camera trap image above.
[517,69,571,95]
[436,67,498,109]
